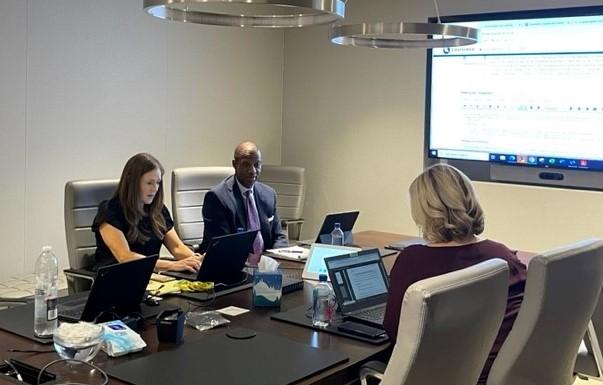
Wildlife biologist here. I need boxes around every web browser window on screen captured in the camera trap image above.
[428,13,603,171]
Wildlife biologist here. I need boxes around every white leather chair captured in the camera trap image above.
[171,167,232,249]
[258,165,305,241]
[575,309,603,381]
[360,258,510,385]
[487,238,603,385]
[64,179,118,293]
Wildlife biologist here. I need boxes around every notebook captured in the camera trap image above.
[386,237,426,251]
[301,244,361,281]
[298,211,360,246]
[324,249,389,328]
[59,255,159,322]
[163,230,258,285]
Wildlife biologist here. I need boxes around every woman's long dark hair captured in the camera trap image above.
[114,153,166,244]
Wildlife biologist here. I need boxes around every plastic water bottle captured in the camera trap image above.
[330,223,344,246]
[34,246,59,338]
[312,274,334,328]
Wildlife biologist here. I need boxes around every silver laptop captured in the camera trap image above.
[301,244,361,281]
[324,249,389,328]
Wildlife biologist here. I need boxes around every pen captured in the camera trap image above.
[280,250,303,254]
[153,284,165,295]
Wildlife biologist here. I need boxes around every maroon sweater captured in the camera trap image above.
[383,240,527,385]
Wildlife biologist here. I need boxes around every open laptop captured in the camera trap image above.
[324,249,389,328]
[301,244,361,281]
[58,255,159,322]
[163,230,258,285]
[298,211,360,246]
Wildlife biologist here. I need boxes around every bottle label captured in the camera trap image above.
[47,298,57,321]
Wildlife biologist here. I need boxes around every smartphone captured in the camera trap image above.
[337,321,387,339]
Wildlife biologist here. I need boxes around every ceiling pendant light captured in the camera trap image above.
[143,0,345,28]
[329,0,478,48]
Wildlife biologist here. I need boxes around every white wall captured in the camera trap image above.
[0,1,27,277]
[0,0,284,279]
[282,0,603,253]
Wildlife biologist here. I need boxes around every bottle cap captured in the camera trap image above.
[42,246,52,252]
[334,223,341,227]
[318,274,328,282]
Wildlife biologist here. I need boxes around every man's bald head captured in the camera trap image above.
[234,141,260,160]
[232,141,262,189]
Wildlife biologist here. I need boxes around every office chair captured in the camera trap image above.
[360,258,509,385]
[258,165,305,241]
[171,167,232,250]
[575,305,603,381]
[575,286,603,380]
[487,238,603,385]
[64,179,118,294]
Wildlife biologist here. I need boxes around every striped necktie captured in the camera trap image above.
[245,190,264,264]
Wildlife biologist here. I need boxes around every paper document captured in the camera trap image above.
[266,245,310,261]
[216,306,250,316]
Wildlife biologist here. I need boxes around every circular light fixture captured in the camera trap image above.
[329,22,479,48]
[143,0,345,28]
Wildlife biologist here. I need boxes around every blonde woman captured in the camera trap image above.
[383,163,526,385]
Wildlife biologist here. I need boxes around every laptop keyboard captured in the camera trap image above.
[59,307,83,320]
[354,306,386,323]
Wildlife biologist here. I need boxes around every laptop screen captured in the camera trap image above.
[302,244,361,281]
[325,249,389,312]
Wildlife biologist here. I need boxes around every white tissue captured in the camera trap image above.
[258,255,280,272]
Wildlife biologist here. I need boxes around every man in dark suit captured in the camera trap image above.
[200,141,287,262]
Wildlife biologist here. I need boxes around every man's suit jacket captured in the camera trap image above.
[200,175,287,253]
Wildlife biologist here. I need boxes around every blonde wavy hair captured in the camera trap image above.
[409,163,484,243]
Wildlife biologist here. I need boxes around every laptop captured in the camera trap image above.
[324,249,389,328]
[301,243,361,281]
[163,230,258,285]
[386,237,426,251]
[298,211,360,246]
[58,255,159,322]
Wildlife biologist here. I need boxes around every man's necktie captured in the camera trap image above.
[245,190,264,264]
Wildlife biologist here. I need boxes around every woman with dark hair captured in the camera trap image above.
[91,153,202,272]
[383,163,527,385]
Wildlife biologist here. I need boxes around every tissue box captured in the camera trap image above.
[156,309,185,344]
[100,320,146,357]
[252,270,283,307]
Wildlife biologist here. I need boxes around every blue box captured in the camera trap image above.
[253,270,283,307]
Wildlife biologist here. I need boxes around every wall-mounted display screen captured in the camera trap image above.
[425,6,603,190]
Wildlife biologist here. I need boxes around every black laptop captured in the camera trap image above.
[299,211,360,245]
[58,255,159,322]
[163,230,258,285]
[324,249,389,328]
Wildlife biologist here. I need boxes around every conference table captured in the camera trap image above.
[0,231,534,385]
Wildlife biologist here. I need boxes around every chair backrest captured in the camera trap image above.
[171,167,233,247]
[258,165,305,220]
[64,179,118,270]
[487,238,603,385]
[381,258,509,385]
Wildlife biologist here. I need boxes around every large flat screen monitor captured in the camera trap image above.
[425,6,603,190]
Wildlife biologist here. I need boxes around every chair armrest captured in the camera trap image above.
[281,218,304,225]
[360,360,387,385]
[63,268,95,282]
[0,297,32,309]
